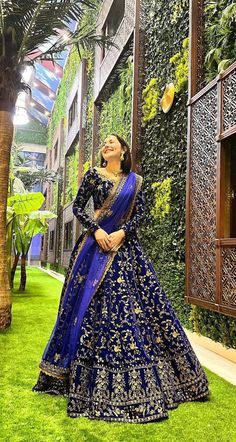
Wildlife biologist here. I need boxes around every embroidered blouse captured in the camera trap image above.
[72,167,145,238]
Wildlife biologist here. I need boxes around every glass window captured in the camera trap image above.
[54,140,58,161]
[49,230,55,250]
[64,221,73,250]
[68,93,78,130]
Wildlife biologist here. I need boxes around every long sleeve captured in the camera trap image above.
[120,189,145,238]
[72,168,100,234]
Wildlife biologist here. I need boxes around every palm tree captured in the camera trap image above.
[0,0,111,330]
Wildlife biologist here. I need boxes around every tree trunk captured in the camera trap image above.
[19,254,27,291]
[10,253,20,289]
[0,112,14,330]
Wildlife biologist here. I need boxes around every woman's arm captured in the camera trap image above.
[119,189,146,238]
[72,168,101,234]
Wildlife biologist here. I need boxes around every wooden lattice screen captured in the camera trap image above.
[186,0,236,317]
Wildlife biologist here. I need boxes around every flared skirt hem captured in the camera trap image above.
[32,369,210,423]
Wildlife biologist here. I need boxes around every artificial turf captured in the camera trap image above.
[0,267,235,442]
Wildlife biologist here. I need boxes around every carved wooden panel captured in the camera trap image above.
[187,65,236,316]
[189,86,218,302]
[221,247,236,308]
[223,69,236,132]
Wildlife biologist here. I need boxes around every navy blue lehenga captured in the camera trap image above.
[32,166,209,423]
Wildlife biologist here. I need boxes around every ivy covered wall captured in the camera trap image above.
[65,148,79,205]
[47,0,102,151]
[15,120,47,145]
[139,0,236,348]
[47,47,80,150]
[99,57,133,150]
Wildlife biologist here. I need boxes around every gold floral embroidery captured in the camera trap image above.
[117,277,125,283]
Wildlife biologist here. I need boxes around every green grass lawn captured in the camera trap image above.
[0,267,235,442]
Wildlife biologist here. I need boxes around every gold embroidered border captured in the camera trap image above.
[71,360,209,390]
[39,360,69,379]
[68,388,209,423]
[68,410,169,423]
[69,388,209,407]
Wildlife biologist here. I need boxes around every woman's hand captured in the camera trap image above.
[108,229,125,251]
[94,228,111,251]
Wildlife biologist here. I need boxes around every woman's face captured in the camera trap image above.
[101,135,124,162]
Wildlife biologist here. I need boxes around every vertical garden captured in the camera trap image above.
[140,0,236,348]
[44,0,236,347]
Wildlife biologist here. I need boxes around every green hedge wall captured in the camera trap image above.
[99,57,133,151]
[140,0,236,348]
[15,120,47,145]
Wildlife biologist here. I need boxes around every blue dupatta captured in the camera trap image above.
[39,171,142,379]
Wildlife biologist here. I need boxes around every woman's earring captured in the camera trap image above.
[120,151,125,161]
[103,160,107,166]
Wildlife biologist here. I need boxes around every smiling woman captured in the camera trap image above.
[32,133,209,423]
[100,133,132,174]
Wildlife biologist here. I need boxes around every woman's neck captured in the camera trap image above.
[105,160,122,174]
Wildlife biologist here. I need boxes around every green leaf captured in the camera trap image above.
[28,210,57,222]
[7,192,45,214]
[13,176,26,194]
[218,58,232,72]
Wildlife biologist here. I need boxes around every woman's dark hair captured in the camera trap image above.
[100,133,132,173]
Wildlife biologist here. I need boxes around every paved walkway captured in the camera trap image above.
[38,266,236,386]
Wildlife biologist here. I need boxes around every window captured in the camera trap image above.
[49,230,55,250]
[101,0,125,60]
[49,150,52,168]
[220,134,236,238]
[64,221,73,250]
[68,93,78,130]
[54,140,58,162]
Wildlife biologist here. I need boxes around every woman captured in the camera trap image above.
[32,134,209,423]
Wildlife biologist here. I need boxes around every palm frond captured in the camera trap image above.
[0,1,110,109]
[0,1,95,60]
[31,25,117,63]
